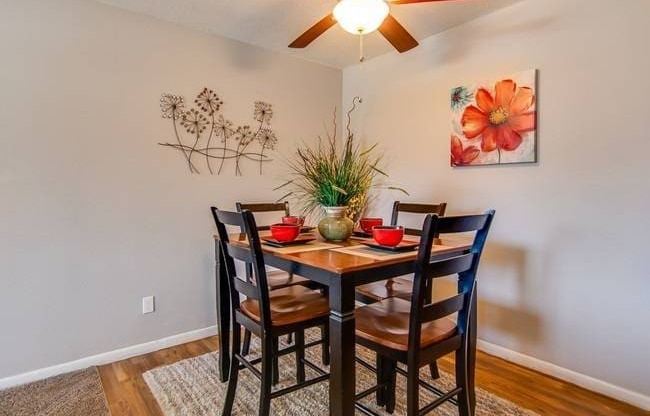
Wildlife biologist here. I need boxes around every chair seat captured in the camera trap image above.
[355,277,413,302]
[241,285,330,326]
[266,270,310,290]
[355,297,457,351]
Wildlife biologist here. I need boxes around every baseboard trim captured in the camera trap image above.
[0,325,217,390]
[477,339,650,411]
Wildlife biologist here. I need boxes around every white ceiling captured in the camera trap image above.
[97,0,522,68]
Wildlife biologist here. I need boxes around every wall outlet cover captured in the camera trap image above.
[142,296,155,314]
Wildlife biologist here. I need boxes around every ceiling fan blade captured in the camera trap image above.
[378,14,419,53]
[288,13,336,48]
[389,0,456,4]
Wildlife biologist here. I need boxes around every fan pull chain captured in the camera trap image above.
[359,34,365,62]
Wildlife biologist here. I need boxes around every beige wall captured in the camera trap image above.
[0,0,341,379]
[343,0,650,400]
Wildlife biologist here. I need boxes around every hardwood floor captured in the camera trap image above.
[98,336,648,416]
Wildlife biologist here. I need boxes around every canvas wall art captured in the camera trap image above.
[450,69,537,166]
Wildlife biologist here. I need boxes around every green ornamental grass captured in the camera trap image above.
[276,98,407,219]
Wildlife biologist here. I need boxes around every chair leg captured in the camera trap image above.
[287,333,293,345]
[376,354,385,407]
[384,358,397,414]
[272,337,280,386]
[376,354,397,410]
[221,322,241,416]
[456,348,472,416]
[295,329,306,383]
[429,361,440,380]
[259,335,273,416]
[242,329,252,356]
[406,363,420,416]
[320,325,330,365]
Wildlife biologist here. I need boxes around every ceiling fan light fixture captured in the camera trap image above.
[333,0,390,35]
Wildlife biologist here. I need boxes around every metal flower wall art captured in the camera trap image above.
[450,69,537,166]
[158,88,277,175]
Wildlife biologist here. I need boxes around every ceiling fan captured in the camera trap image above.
[289,0,458,59]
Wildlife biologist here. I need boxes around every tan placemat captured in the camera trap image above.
[329,244,419,260]
[261,241,341,254]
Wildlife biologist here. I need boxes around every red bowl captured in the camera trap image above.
[281,216,305,226]
[372,226,404,247]
[359,217,383,233]
[270,223,300,242]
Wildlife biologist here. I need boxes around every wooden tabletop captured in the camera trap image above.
[225,232,472,275]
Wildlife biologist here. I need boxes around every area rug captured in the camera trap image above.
[0,367,110,416]
[144,334,538,416]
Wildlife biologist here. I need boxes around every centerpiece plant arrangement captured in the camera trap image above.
[275,97,407,242]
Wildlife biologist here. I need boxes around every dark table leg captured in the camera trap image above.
[215,240,230,382]
[328,278,356,416]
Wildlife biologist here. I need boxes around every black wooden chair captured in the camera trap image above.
[356,201,448,379]
[356,201,448,303]
[236,202,310,290]
[354,211,495,416]
[235,201,330,366]
[236,203,305,351]
[213,208,330,416]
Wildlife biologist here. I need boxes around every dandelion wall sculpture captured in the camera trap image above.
[158,88,277,175]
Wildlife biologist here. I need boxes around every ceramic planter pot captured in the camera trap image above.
[318,206,353,242]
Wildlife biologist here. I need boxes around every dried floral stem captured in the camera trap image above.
[236,120,263,176]
[172,117,198,173]
[218,133,229,175]
[205,114,216,174]
[346,96,362,139]
[332,107,337,141]
[234,140,243,176]
[159,143,272,162]
[259,146,265,174]
[259,139,268,175]
[189,130,201,172]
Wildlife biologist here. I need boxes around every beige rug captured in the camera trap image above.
[0,368,110,416]
[144,334,538,416]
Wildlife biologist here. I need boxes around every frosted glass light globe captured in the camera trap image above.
[333,0,390,35]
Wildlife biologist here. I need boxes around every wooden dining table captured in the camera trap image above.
[214,232,473,416]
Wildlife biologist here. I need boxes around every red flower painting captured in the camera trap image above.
[450,135,480,166]
[461,79,536,152]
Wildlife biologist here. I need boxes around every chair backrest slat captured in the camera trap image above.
[408,210,495,353]
[425,254,474,279]
[224,242,254,264]
[436,214,489,234]
[391,201,447,236]
[233,278,259,300]
[215,209,245,228]
[392,202,448,216]
[236,201,290,217]
[211,207,274,329]
[421,292,466,322]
